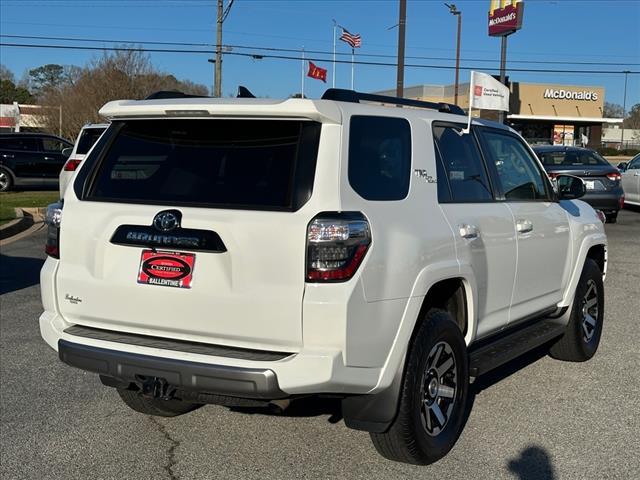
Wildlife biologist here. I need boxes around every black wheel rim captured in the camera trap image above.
[420,341,458,437]
[581,279,598,343]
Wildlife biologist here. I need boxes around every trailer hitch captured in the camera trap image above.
[137,376,177,400]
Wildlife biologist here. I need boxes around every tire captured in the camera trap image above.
[117,388,202,417]
[605,212,617,224]
[0,167,13,192]
[370,309,469,465]
[549,259,604,362]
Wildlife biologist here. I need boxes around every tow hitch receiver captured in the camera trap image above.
[138,376,176,400]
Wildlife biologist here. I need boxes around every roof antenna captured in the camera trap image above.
[237,86,256,98]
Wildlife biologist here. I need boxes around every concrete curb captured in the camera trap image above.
[0,208,34,241]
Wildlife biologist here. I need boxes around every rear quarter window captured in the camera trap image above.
[348,116,411,201]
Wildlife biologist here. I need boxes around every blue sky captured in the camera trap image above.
[1,0,639,108]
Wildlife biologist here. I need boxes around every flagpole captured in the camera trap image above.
[332,20,337,88]
[351,48,355,90]
[463,71,474,134]
[301,47,305,98]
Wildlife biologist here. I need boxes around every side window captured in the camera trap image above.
[42,138,67,152]
[432,125,493,202]
[348,116,411,201]
[628,157,640,170]
[434,147,451,202]
[479,130,550,201]
[2,137,38,151]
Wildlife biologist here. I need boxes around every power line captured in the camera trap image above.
[2,41,638,75]
[2,34,639,67]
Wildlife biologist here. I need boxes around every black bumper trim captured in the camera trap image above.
[63,325,292,361]
[58,340,287,399]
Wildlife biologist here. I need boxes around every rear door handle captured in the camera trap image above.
[516,219,533,234]
[44,156,55,160]
[459,224,479,239]
[1,154,14,158]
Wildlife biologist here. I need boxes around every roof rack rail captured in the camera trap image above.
[145,90,210,100]
[320,88,465,116]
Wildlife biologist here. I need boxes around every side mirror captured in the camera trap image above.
[556,174,586,200]
[617,162,628,171]
[62,147,72,158]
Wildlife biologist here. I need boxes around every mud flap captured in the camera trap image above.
[341,362,404,433]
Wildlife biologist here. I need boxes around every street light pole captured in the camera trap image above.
[396,0,407,98]
[445,4,462,106]
[621,70,630,150]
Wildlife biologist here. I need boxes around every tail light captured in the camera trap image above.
[63,159,82,171]
[306,212,371,282]
[595,210,606,223]
[44,202,63,258]
[607,172,621,182]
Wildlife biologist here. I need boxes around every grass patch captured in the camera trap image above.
[0,191,60,225]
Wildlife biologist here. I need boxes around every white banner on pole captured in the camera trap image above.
[463,71,510,133]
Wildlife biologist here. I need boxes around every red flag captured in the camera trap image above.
[307,61,327,83]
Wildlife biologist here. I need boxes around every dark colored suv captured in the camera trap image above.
[0,133,72,192]
[533,145,624,223]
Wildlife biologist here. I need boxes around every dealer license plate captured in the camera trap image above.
[137,250,195,289]
[585,180,595,190]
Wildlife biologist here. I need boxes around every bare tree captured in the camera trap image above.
[39,49,209,140]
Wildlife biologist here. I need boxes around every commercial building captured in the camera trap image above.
[376,81,623,147]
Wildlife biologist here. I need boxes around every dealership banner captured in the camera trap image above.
[462,71,510,133]
[470,71,510,111]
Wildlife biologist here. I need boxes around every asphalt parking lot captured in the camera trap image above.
[1,209,639,480]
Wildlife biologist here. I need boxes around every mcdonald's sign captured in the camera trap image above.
[488,0,524,37]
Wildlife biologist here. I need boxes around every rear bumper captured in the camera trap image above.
[581,188,624,213]
[58,339,286,399]
[40,311,381,396]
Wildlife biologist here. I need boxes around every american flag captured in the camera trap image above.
[339,28,361,48]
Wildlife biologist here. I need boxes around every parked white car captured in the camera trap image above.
[59,123,108,197]
[40,89,607,465]
[619,154,640,207]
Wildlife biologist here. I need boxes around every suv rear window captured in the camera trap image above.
[85,119,321,210]
[77,127,106,155]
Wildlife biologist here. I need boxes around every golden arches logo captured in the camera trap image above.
[489,0,521,15]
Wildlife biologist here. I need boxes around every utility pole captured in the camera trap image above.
[214,0,223,97]
[621,70,630,150]
[396,0,407,98]
[498,35,508,123]
[445,3,462,105]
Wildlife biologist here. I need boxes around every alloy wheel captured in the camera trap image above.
[581,279,598,343]
[420,341,458,436]
[0,171,8,191]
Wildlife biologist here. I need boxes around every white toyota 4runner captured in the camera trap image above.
[40,88,607,465]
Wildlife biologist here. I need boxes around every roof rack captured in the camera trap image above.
[321,88,465,116]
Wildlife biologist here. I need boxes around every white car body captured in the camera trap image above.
[39,93,607,449]
[621,154,640,206]
[59,123,108,198]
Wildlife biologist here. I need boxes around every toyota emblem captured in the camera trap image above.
[153,210,181,232]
